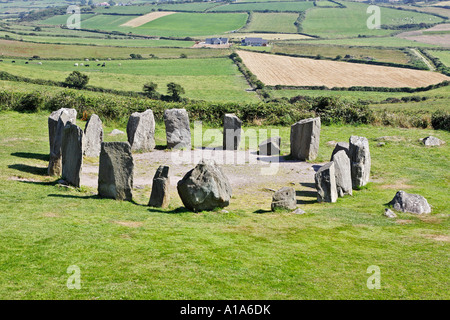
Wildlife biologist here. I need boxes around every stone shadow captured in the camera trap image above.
[8,164,47,176]
[148,207,191,214]
[11,152,49,161]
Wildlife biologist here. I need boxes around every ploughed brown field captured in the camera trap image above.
[237,50,450,88]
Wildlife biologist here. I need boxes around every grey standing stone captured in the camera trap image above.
[315,161,338,203]
[422,136,445,147]
[61,122,83,187]
[259,136,281,156]
[223,113,242,150]
[330,142,349,161]
[349,135,371,189]
[83,114,103,157]
[389,190,431,214]
[148,165,170,208]
[271,187,297,211]
[164,108,191,149]
[98,142,134,201]
[290,117,321,161]
[384,208,397,218]
[332,150,352,197]
[177,160,232,212]
[48,108,77,176]
[127,109,156,152]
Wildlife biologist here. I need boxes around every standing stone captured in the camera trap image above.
[177,160,232,212]
[98,142,134,201]
[349,135,371,189]
[330,142,349,161]
[223,113,242,150]
[164,108,191,149]
[384,208,397,218]
[148,165,170,208]
[422,136,445,147]
[332,150,352,197]
[83,114,103,157]
[314,161,338,203]
[127,109,156,152]
[61,123,83,187]
[290,117,321,161]
[48,108,77,176]
[389,190,431,214]
[259,136,281,156]
[271,187,297,211]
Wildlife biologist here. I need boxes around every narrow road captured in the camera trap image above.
[411,48,435,71]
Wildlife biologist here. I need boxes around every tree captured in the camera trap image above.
[179,53,187,59]
[143,82,160,99]
[64,71,89,89]
[167,82,185,102]
[34,26,41,32]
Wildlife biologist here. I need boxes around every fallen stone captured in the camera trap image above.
[389,190,431,214]
[349,135,371,189]
[259,136,281,156]
[177,160,232,212]
[48,108,77,176]
[83,114,103,157]
[290,117,321,161]
[164,108,191,149]
[98,142,134,201]
[109,129,125,136]
[332,150,352,197]
[384,208,397,218]
[271,187,297,211]
[127,109,156,152]
[61,122,83,188]
[148,165,170,208]
[422,136,445,147]
[223,113,242,150]
[330,142,350,161]
[292,208,306,215]
[315,161,338,203]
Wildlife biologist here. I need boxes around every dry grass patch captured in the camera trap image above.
[120,12,177,28]
[113,221,145,228]
[422,234,450,242]
[237,50,450,87]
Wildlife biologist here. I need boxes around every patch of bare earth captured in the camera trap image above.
[237,50,450,87]
[422,234,450,242]
[113,221,144,228]
[121,12,177,28]
[43,212,60,218]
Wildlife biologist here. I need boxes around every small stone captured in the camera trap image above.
[422,136,445,147]
[271,187,297,211]
[109,129,125,136]
[148,165,170,208]
[377,142,386,147]
[389,190,431,214]
[292,208,306,215]
[384,208,397,218]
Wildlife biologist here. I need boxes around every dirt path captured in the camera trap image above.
[410,48,435,71]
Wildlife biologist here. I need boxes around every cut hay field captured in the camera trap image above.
[242,12,299,33]
[0,39,230,59]
[302,1,444,38]
[237,50,450,88]
[120,11,177,28]
[0,57,258,103]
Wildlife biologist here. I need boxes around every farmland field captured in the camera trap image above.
[429,50,450,66]
[242,12,299,33]
[93,2,220,14]
[210,1,315,12]
[237,50,450,87]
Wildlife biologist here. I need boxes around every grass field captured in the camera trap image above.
[237,50,450,87]
[0,39,231,59]
[210,1,314,12]
[93,2,220,14]
[0,57,258,103]
[0,111,448,299]
[292,37,440,48]
[430,50,450,66]
[302,1,444,38]
[242,12,299,33]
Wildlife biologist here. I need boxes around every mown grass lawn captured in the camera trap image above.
[0,111,448,299]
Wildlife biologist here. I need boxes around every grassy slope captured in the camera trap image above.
[0,111,448,299]
[242,12,299,33]
[0,58,257,103]
[430,50,450,67]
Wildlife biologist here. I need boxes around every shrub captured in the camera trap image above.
[64,71,89,89]
[431,110,450,131]
[167,82,185,102]
[15,92,44,113]
[143,82,161,100]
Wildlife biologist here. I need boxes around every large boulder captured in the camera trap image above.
[259,136,281,156]
[314,161,337,203]
[48,108,77,176]
[223,113,242,150]
[422,136,445,147]
[61,123,83,187]
[332,150,352,197]
[83,114,103,157]
[330,142,349,161]
[127,109,156,152]
[98,142,134,201]
[389,190,431,214]
[290,117,321,161]
[349,135,371,189]
[177,160,232,212]
[148,165,170,208]
[164,108,191,149]
[271,187,297,211]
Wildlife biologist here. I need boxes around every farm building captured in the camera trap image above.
[205,37,229,45]
[241,37,268,47]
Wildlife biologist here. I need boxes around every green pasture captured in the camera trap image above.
[210,1,315,12]
[242,12,299,33]
[429,50,450,67]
